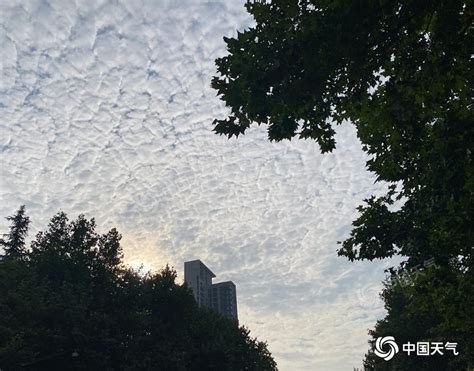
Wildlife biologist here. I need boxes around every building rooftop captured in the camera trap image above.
[212,281,235,287]
[184,259,216,278]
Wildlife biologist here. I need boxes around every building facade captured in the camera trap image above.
[211,281,238,320]
[184,260,238,320]
[184,259,215,307]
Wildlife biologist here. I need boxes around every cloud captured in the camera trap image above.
[0,1,395,369]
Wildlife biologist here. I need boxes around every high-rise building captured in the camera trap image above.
[184,259,215,307]
[211,281,238,320]
[184,260,238,320]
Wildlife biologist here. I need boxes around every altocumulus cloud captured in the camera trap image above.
[1,0,395,369]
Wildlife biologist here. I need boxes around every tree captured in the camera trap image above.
[0,209,277,370]
[0,206,30,260]
[212,1,472,369]
[212,0,472,263]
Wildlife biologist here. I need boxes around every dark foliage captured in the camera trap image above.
[212,1,473,369]
[0,206,29,260]
[0,207,277,371]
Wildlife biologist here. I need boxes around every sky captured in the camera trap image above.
[1,1,396,369]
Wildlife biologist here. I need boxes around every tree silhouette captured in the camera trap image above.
[0,206,30,260]
[212,1,473,369]
[0,209,277,370]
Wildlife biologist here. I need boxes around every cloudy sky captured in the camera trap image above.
[1,0,396,369]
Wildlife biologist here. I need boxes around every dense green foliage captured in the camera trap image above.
[212,1,473,369]
[0,207,277,371]
[0,205,29,260]
[364,266,474,370]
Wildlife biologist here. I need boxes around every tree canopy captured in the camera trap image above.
[212,1,473,369]
[0,207,277,371]
[212,0,472,263]
[0,205,29,260]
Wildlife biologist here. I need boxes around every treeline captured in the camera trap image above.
[0,206,277,370]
